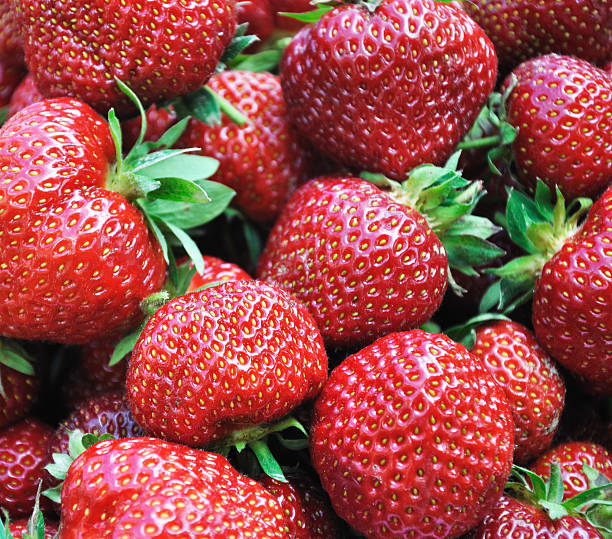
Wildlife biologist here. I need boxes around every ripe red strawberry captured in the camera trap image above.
[6,519,59,539]
[238,0,275,49]
[505,54,612,199]
[0,358,39,430]
[0,61,23,108]
[127,279,328,447]
[0,3,24,70]
[6,74,41,118]
[185,255,252,292]
[531,442,612,500]
[310,330,514,538]
[258,471,344,538]
[270,0,312,31]
[256,176,453,348]
[486,181,612,396]
[60,437,288,538]
[468,494,604,538]
[280,0,497,179]
[14,0,236,116]
[0,418,53,518]
[178,70,312,222]
[470,320,565,464]
[464,0,612,75]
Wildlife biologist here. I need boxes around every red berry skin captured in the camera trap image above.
[6,73,42,117]
[270,0,312,31]
[468,495,603,538]
[0,60,24,108]
[60,437,288,538]
[8,519,59,538]
[464,0,612,75]
[238,0,275,48]
[310,330,514,539]
[506,54,612,199]
[185,255,252,292]
[257,177,447,349]
[0,2,24,69]
[0,99,167,344]
[532,185,612,396]
[471,320,565,464]
[258,472,345,539]
[0,362,39,429]
[279,0,497,180]
[127,280,328,447]
[531,442,612,500]
[15,0,236,117]
[0,418,53,518]
[179,71,312,223]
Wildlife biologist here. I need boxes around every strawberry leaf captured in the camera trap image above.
[278,5,335,22]
[131,147,202,174]
[136,154,219,182]
[445,313,510,349]
[146,177,211,204]
[220,23,259,64]
[0,341,34,376]
[443,235,505,268]
[230,49,283,72]
[109,321,146,366]
[0,107,7,127]
[248,440,287,483]
[546,463,565,504]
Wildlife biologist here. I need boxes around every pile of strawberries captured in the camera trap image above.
[0,0,611,537]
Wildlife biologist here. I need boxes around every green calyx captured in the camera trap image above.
[445,312,511,350]
[457,80,518,176]
[43,430,114,505]
[210,416,309,483]
[508,464,612,537]
[1,484,47,539]
[362,151,505,295]
[481,180,592,314]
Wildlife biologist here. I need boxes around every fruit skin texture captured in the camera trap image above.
[8,519,59,539]
[0,361,39,429]
[258,472,344,538]
[59,437,288,538]
[471,320,565,464]
[0,99,167,344]
[532,183,612,396]
[531,442,612,500]
[257,177,447,349]
[6,73,42,117]
[467,495,603,538]
[0,60,24,108]
[0,2,24,69]
[506,54,612,199]
[310,330,514,538]
[0,418,53,518]
[178,70,311,223]
[185,255,252,292]
[15,0,236,117]
[279,0,497,180]
[464,0,612,75]
[127,280,328,447]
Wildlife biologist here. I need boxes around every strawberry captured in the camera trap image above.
[43,391,144,510]
[258,471,344,538]
[121,104,177,150]
[468,494,604,538]
[531,442,612,500]
[59,436,288,538]
[310,330,514,538]
[0,418,52,518]
[5,519,58,539]
[504,54,612,199]
[0,61,23,109]
[0,3,24,70]
[178,70,312,222]
[464,0,612,75]
[0,342,39,429]
[470,319,565,464]
[238,0,275,49]
[257,164,503,349]
[14,0,237,116]
[279,0,497,180]
[484,181,612,396]
[185,255,252,292]
[127,279,328,447]
[6,74,41,118]
[0,90,229,345]
[270,0,312,31]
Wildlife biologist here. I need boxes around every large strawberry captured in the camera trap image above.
[127,280,328,448]
[59,437,288,538]
[0,418,52,518]
[468,319,565,464]
[178,70,313,223]
[504,54,612,199]
[484,181,612,396]
[310,330,514,538]
[0,93,230,344]
[257,161,504,349]
[464,0,612,75]
[0,3,24,70]
[14,0,236,116]
[279,0,497,179]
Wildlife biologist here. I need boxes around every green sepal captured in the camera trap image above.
[126,116,191,162]
[135,153,219,183]
[144,177,211,204]
[248,440,287,482]
[479,276,534,314]
[278,4,336,22]
[230,49,283,72]
[419,320,442,334]
[444,312,511,349]
[0,107,7,128]
[174,263,198,297]
[170,85,248,127]
[109,320,148,366]
[443,235,505,269]
[219,23,260,66]
[0,341,34,376]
